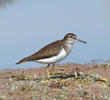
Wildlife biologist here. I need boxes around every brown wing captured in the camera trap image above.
[16,40,62,64]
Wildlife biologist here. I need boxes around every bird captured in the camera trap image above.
[16,33,87,78]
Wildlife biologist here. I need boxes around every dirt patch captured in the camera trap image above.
[0,63,110,100]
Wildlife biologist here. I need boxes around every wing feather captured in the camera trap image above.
[16,40,62,64]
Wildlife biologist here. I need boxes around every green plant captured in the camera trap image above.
[90,94,98,100]
[17,79,36,91]
[77,84,88,97]
[100,87,110,100]
[54,87,68,100]
[106,63,110,68]
[15,71,30,80]
[0,96,5,100]
[74,72,85,80]
[31,89,37,100]
[8,78,16,95]
[91,74,101,81]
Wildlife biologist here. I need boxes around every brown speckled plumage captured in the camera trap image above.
[16,40,63,64]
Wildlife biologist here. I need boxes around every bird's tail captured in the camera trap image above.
[16,59,25,64]
[16,54,34,64]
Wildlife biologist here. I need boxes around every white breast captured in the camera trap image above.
[36,48,68,64]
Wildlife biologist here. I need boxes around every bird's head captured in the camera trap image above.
[63,33,87,44]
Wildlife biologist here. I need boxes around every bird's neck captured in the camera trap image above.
[62,40,73,54]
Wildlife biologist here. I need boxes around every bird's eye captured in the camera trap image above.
[70,36,73,38]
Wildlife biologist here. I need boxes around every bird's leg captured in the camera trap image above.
[50,64,56,77]
[46,64,50,79]
[52,64,55,71]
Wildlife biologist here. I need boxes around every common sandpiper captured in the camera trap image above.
[16,33,87,78]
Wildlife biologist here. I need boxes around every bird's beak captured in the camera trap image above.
[77,39,87,44]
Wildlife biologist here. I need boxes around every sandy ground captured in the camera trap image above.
[0,63,110,100]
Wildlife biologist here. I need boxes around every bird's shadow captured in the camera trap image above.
[50,74,75,79]
[33,72,81,82]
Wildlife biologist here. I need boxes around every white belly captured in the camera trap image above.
[36,48,68,64]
